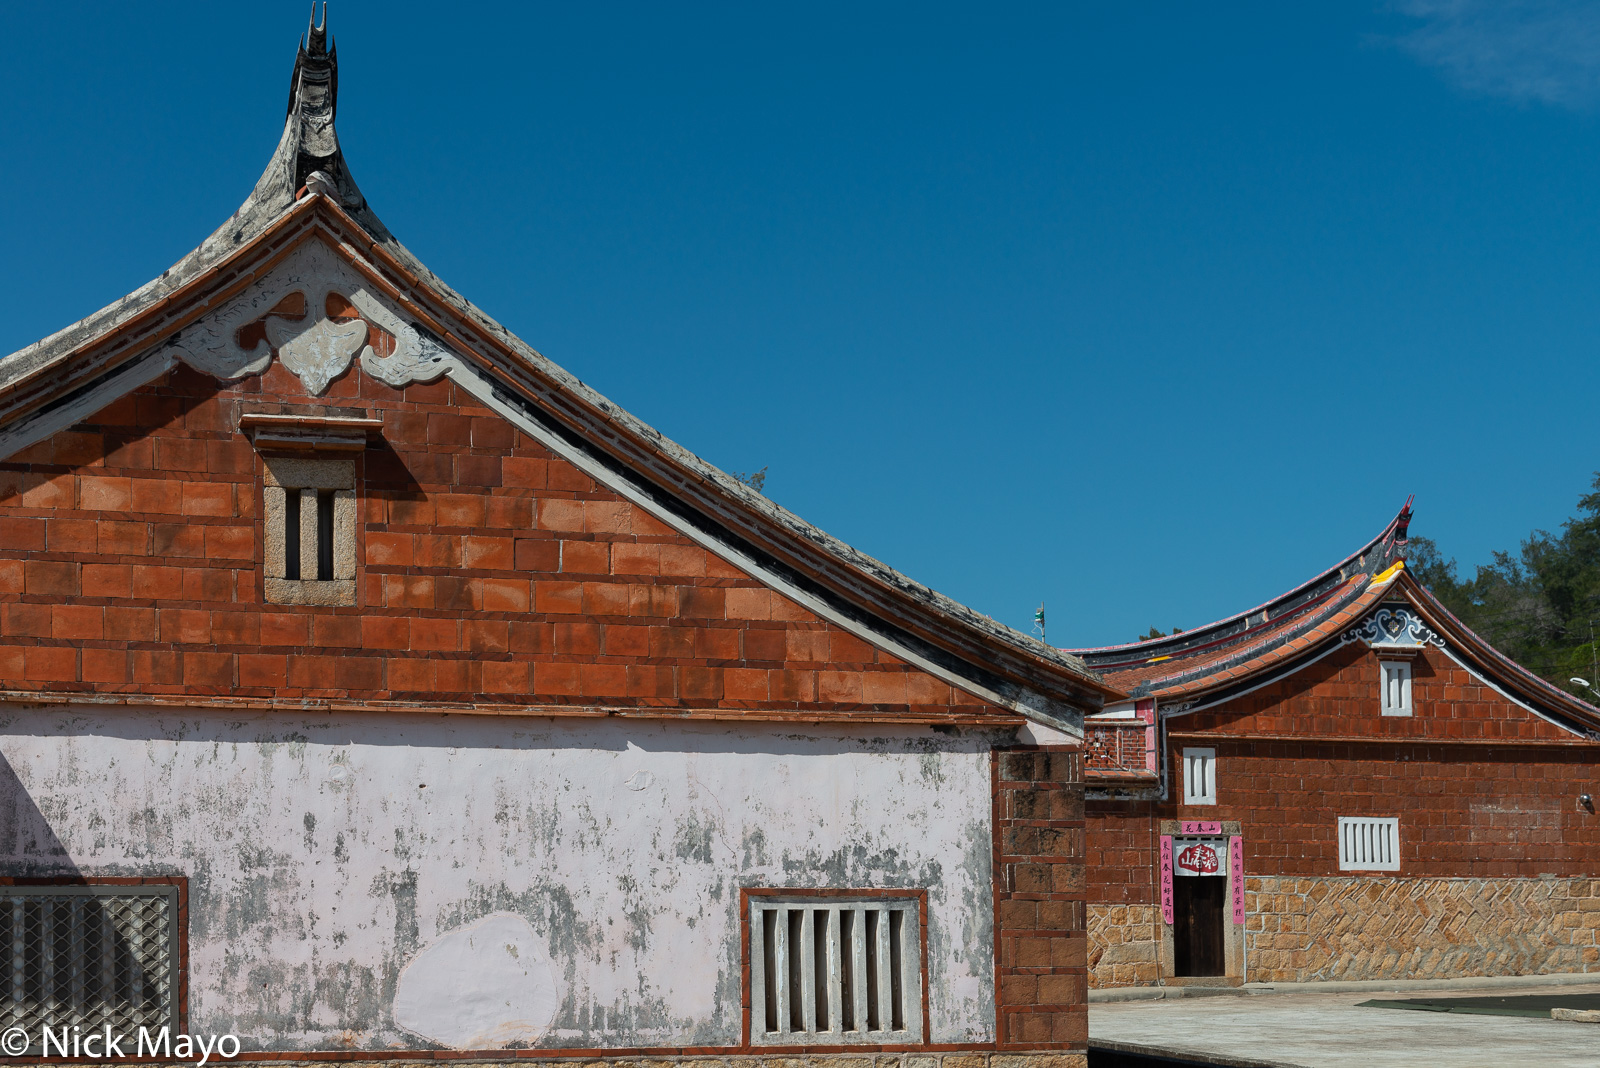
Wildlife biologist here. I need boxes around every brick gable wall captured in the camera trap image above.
[0,364,1005,719]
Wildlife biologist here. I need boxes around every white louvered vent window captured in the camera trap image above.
[1338,817,1400,871]
[749,895,923,1045]
[1380,660,1413,717]
[1182,747,1216,805]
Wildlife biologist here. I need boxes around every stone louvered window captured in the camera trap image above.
[263,455,356,605]
[748,893,923,1046]
[1182,747,1216,805]
[1379,659,1413,717]
[0,885,180,1052]
[1338,816,1400,872]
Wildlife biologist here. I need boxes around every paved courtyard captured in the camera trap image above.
[1089,981,1600,1068]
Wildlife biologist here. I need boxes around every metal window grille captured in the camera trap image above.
[1182,747,1216,805]
[0,886,179,1047]
[1380,660,1413,717]
[1338,817,1401,871]
[749,895,922,1045]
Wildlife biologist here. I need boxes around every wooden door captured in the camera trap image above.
[1173,876,1226,977]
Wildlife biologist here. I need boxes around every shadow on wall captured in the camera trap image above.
[0,707,1012,758]
[0,747,79,876]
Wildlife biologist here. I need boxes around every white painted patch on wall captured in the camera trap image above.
[393,913,559,1049]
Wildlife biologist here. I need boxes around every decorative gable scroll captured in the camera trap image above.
[158,239,458,395]
[1342,606,1445,653]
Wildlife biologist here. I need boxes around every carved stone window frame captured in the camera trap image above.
[262,455,357,606]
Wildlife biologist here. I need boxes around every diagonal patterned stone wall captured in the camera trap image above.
[1246,876,1600,982]
[1086,904,1159,988]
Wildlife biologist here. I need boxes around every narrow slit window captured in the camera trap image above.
[750,894,923,1046]
[316,490,335,581]
[262,456,357,606]
[284,491,302,580]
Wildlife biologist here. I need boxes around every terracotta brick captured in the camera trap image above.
[433,603,493,647]
[182,567,234,602]
[0,517,45,551]
[658,544,706,577]
[24,560,77,597]
[582,501,631,534]
[502,456,547,489]
[427,414,473,445]
[470,417,515,450]
[818,670,863,704]
[680,666,722,700]
[47,519,98,553]
[534,661,582,696]
[150,525,209,563]
[482,659,529,694]
[454,454,501,487]
[181,482,234,517]
[695,628,739,661]
[725,588,771,620]
[862,672,908,705]
[724,667,769,701]
[160,608,211,645]
[534,581,583,614]
[104,606,156,642]
[51,605,103,640]
[239,653,287,688]
[78,476,131,511]
[413,534,462,569]
[384,575,435,611]
[515,538,560,572]
[463,535,515,571]
[130,478,183,514]
[386,658,433,693]
[365,532,413,567]
[24,646,77,683]
[0,560,21,594]
[81,649,127,684]
[204,524,255,560]
[260,612,309,646]
[314,615,363,648]
[610,542,659,575]
[604,625,650,658]
[479,577,530,613]
[546,462,595,493]
[581,581,631,616]
[433,493,486,527]
[183,652,235,688]
[411,617,458,652]
[560,540,609,574]
[98,521,149,556]
[508,621,553,654]
[538,499,585,533]
[555,622,602,656]
[743,629,786,662]
[580,663,628,697]
[680,587,725,619]
[21,472,74,510]
[211,611,260,645]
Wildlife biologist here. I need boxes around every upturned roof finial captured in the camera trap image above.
[305,2,329,54]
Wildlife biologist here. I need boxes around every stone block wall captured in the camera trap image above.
[993,750,1087,1050]
[1245,875,1600,982]
[1085,904,1158,989]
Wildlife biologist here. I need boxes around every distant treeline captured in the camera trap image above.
[1410,474,1600,692]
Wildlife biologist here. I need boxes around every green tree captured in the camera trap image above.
[1409,474,1600,692]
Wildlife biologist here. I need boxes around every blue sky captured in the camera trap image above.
[3,3,1599,647]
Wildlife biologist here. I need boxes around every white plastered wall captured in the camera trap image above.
[0,707,998,1051]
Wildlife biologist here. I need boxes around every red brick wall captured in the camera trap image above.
[992,749,1085,1050]
[1085,802,1156,905]
[0,364,1000,718]
[1177,739,1600,878]
[1183,643,1575,742]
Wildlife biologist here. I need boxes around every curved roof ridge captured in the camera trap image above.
[0,16,1115,721]
[1401,574,1600,736]
[1067,501,1412,666]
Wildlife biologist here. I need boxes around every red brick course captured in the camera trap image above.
[0,366,1002,720]
[992,749,1086,1050]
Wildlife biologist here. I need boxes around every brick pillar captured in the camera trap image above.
[993,747,1087,1050]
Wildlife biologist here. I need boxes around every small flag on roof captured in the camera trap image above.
[1033,603,1046,643]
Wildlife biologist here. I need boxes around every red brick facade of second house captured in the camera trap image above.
[1068,510,1600,988]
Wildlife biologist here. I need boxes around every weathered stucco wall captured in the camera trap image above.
[0,707,1001,1051]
